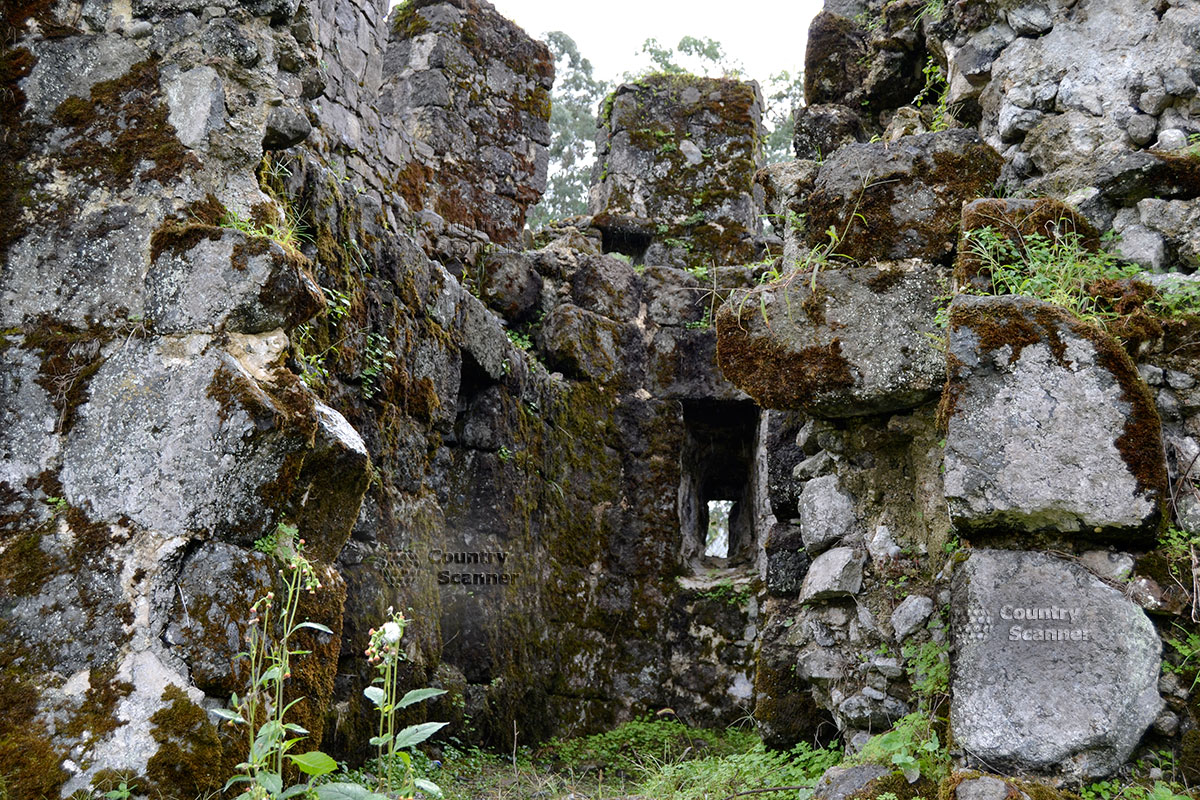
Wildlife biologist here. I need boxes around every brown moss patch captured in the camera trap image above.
[53,59,199,190]
[60,663,133,748]
[145,685,225,798]
[716,306,854,410]
[24,321,107,435]
[0,46,38,265]
[149,222,225,263]
[0,667,68,800]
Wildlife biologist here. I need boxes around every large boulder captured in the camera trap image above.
[716,261,946,416]
[804,130,1002,263]
[942,295,1167,536]
[951,549,1162,778]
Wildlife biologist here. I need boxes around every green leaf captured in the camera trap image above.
[296,621,335,635]
[397,688,447,708]
[315,782,391,800]
[257,771,283,795]
[363,686,386,707]
[279,786,315,799]
[211,708,246,723]
[392,721,448,749]
[414,778,444,797]
[288,750,339,777]
[283,722,310,735]
[368,734,392,747]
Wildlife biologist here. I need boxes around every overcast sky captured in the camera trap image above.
[486,0,825,87]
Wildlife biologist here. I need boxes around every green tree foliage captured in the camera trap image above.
[525,32,611,229]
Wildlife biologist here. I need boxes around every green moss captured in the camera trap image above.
[0,46,38,265]
[145,685,226,798]
[61,664,133,749]
[848,771,938,800]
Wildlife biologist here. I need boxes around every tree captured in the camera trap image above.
[525,32,611,230]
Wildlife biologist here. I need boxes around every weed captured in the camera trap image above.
[852,712,946,784]
[506,330,533,351]
[1164,622,1200,691]
[912,57,952,132]
[214,523,337,800]
[359,332,396,400]
[219,207,311,256]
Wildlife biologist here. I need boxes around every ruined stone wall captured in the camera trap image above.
[722,0,1200,785]
[0,0,774,795]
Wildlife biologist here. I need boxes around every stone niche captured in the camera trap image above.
[951,549,1162,779]
[588,74,763,268]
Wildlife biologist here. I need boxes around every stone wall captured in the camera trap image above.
[6,0,1200,795]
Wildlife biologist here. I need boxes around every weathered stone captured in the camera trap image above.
[799,547,865,602]
[479,249,543,323]
[263,104,313,149]
[765,523,810,596]
[891,594,934,641]
[590,75,762,268]
[163,65,225,150]
[951,549,1162,778]
[804,12,867,107]
[792,103,865,160]
[59,336,317,542]
[716,261,946,416]
[798,475,855,555]
[804,130,1002,263]
[811,764,892,800]
[942,295,1167,536]
[382,0,553,244]
[539,304,621,383]
[146,228,323,334]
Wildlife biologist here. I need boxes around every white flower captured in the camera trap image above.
[381,621,402,644]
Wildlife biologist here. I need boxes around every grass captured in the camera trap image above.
[373,718,841,800]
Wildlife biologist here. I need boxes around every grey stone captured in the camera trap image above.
[540,304,621,383]
[145,228,322,334]
[1080,550,1135,582]
[59,336,315,541]
[798,648,845,682]
[811,764,891,800]
[943,295,1165,536]
[1156,128,1189,151]
[798,475,855,555]
[794,450,834,481]
[837,692,909,728]
[891,594,934,641]
[951,549,1162,779]
[865,524,901,565]
[792,103,865,161]
[957,776,1024,800]
[799,547,864,602]
[263,105,313,149]
[163,65,224,150]
[1125,113,1157,146]
[716,261,948,417]
[1007,4,1054,36]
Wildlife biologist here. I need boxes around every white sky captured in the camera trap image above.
[486,0,825,87]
